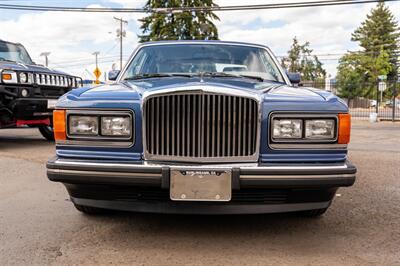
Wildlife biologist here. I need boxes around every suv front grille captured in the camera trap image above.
[144,93,259,162]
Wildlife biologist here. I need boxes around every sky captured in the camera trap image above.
[0,0,399,80]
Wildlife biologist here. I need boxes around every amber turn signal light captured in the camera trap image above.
[338,113,351,144]
[2,73,12,80]
[53,110,66,141]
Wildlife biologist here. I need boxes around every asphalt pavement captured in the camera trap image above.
[0,121,399,265]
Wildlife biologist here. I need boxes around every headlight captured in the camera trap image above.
[1,70,18,83]
[101,116,131,136]
[19,72,33,84]
[305,119,335,139]
[68,116,99,136]
[272,119,302,139]
[270,114,340,145]
[66,111,133,142]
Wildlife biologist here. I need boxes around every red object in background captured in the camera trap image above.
[16,118,50,127]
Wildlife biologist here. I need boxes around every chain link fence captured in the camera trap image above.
[301,79,400,121]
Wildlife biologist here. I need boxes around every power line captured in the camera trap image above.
[0,0,398,13]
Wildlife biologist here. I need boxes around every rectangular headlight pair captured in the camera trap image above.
[272,117,336,141]
[68,115,132,138]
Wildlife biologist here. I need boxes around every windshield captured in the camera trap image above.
[121,44,286,84]
[0,41,33,64]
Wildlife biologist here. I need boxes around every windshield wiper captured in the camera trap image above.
[0,58,17,63]
[200,72,265,82]
[124,73,193,80]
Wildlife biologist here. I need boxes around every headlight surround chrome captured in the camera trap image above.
[101,116,131,137]
[305,119,335,139]
[270,113,338,144]
[65,110,134,145]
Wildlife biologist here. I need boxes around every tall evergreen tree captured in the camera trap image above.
[337,2,399,99]
[139,0,219,42]
[281,37,326,81]
[351,2,399,79]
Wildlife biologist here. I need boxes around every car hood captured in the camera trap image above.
[72,77,336,103]
[0,60,70,75]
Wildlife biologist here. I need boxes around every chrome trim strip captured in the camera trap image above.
[240,174,355,179]
[269,143,347,149]
[52,158,349,171]
[240,164,348,170]
[47,169,161,178]
[57,140,134,148]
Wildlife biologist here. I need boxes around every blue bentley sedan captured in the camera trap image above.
[47,41,356,216]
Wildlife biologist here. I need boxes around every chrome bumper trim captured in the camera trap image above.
[47,168,161,179]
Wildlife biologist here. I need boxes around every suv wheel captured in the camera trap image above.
[38,125,54,141]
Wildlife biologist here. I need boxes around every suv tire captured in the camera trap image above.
[38,125,55,141]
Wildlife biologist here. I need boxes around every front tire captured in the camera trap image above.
[73,204,108,215]
[38,125,54,141]
[299,208,328,218]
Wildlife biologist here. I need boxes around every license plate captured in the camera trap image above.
[170,169,232,202]
[47,99,58,109]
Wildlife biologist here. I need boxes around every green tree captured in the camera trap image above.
[351,2,399,80]
[337,2,399,99]
[336,53,366,102]
[281,37,326,81]
[139,0,219,42]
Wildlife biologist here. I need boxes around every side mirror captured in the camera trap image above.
[108,70,120,81]
[287,72,301,85]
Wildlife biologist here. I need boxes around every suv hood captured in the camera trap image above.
[0,60,69,75]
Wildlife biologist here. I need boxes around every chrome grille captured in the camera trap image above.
[144,93,259,162]
[33,73,78,87]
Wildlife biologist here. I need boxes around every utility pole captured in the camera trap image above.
[114,17,128,71]
[92,51,100,84]
[40,52,50,67]
[93,51,100,69]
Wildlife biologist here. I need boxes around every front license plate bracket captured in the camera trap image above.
[170,169,232,202]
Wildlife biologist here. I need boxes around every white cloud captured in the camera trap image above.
[0,4,142,78]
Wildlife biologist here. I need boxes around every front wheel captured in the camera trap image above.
[73,204,109,215]
[299,208,328,218]
[38,125,54,141]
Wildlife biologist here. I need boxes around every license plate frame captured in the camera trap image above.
[170,168,232,202]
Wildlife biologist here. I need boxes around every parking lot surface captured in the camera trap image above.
[1,122,399,265]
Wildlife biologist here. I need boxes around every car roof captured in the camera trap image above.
[140,40,270,49]
[0,39,22,46]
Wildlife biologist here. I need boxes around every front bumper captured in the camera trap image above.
[47,157,356,214]
[47,157,356,189]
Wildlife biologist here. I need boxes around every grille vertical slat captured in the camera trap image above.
[216,95,221,157]
[171,95,176,154]
[145,93,258,161]
[243,98,248,156]
[155,98,159,155]
[238,97,242,156]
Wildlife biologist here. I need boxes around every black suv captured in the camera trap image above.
[0,39,82,140]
